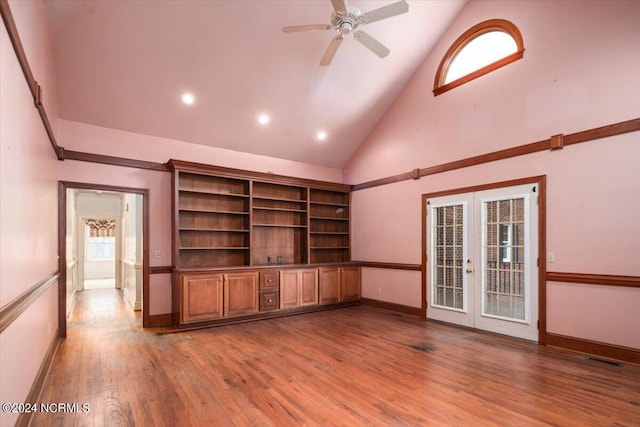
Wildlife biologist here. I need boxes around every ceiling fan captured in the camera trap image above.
[282,0,409,66]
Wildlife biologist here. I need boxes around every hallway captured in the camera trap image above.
[31,290,640,426]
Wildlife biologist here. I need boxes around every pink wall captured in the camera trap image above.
[346,0,640,348]
[0,1,60,425]
[59,119,344,183]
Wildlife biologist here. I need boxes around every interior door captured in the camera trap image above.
[426,183,539,341]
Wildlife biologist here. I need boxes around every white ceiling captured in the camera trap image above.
[48,0,466,168]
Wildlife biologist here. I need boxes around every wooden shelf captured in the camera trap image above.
[253,207,307,213]
[310,231,349,235]
[179,188,249,198]
[253,224,307,228]
[179,228,249,233]
[252,195,306,203]
[310,216,349,221]
[178,208,249,215]
[310,247,350,250]
[179,247,250,250]
[310,201,349,207]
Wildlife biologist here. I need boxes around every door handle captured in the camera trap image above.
[466,268,473,273]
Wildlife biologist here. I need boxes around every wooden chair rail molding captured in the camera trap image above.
[546,272,640,288]
[356,261,422,271]
[0,272,59,333]
[150,266,173,274]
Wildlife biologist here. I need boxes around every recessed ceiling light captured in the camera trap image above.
[316,131,328,141]
[181,92,195,105]
[258,114,270,125]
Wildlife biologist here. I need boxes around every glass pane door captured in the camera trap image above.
[483,197,527,321]
[432,204,466,310]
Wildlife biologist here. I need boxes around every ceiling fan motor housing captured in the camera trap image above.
[331,5,363,33]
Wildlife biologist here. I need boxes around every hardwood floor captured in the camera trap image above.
[32,289,640,426]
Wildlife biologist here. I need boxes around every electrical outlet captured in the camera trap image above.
[377,287,382,295]
[547,252,555,263]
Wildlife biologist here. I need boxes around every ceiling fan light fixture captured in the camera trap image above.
[282,0,409,66]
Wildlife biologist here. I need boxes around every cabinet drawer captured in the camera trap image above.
[260,271,279,291]
[260,291,279,311]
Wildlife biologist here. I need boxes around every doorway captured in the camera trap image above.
[59,182,150,337]
[423,177,545,342]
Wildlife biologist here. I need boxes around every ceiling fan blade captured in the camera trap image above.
[330,0,347,14]
[354,31,390,58]
[360,0,409,24]
[282,24,332,33]
[320,35,343,66]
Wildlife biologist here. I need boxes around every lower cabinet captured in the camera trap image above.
[180,274,224,324]
[176,265,357,326]
[318,266,361,304]
[340,266,361,302]
[224,272,259,317]
[279,269,318,309]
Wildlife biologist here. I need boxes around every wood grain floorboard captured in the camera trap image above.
[31,289,640,426]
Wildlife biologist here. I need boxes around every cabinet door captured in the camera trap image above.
[280,270,300,309]
[318,267,340,304]
[340,266,361,302]
[224,272,259,317]
[300,269,319,306]
[181,274,224,324]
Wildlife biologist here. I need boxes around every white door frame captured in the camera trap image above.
[421,176,547,343]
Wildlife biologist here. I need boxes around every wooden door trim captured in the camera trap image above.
[421,175,547,343]
[58,181,151,336]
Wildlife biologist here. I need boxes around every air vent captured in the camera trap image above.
[587,357,623,367]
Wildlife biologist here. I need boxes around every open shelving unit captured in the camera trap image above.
[170,160,351,269]
[175,172,250,268]
[251,182,308,266]
[309,189,350,264]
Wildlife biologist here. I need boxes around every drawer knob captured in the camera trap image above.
[268,279,273,283]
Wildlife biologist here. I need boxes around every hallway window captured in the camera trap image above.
[88,237,115,261]
[86,218,116,261]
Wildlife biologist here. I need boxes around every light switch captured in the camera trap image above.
[547,252,555,263]
[154,250,161,259]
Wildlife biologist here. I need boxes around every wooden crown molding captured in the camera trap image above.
[169,159,351,193]
[0,0,63,160]
[63,150,169,172]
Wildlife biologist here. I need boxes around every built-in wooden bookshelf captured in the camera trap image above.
[169,160,357,329]
[170,160,351,269]
[175,172,250,268]
[309,189,350,264]
[252,182,308,266]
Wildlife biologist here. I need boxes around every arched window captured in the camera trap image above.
[433,19,524,96]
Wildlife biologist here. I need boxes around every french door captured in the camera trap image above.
[425,183,539,341]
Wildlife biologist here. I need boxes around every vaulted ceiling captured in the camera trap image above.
[48,0,466,168]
